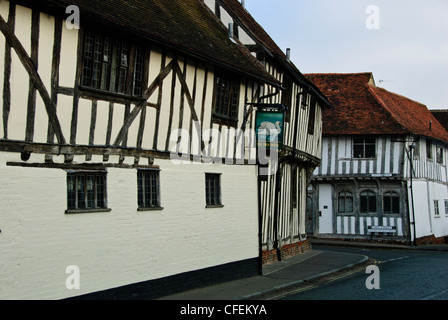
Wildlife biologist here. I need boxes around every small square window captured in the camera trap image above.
[205,173,222,207]
[66,171,109,213]
[137,170,162,210]
[353,137,376,159]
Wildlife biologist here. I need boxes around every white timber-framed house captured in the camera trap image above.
[307,73,448,246]
[208,0,331,264]
[0,0,330,299]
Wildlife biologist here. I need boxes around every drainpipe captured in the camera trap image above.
[407,141,417,246]
[273,163,282,261]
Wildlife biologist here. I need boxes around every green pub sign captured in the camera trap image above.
[255,111,285,150]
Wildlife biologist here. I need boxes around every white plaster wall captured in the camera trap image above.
[0,153,259,300]
[426,180,448,238]
[411,180,434,239]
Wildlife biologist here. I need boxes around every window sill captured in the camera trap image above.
[206,205,224,209]
[65,208,112,214]
[79,86,145,104]
[138,207,164,212]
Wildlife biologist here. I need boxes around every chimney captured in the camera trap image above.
[286,48,291,63]
[228,23,234,39]
[241,0,245,8]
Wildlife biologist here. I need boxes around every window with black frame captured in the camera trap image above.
[81,30,146,97]
[360,190,377,213]
[137,170,162,210]
[213,72,240,125]
[67,171,108,212]
[353,136,376,159]
[205,173,222,207]
[383,192,400,214]
[338,191,354,214]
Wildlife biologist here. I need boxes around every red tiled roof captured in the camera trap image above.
[305,73,448,143]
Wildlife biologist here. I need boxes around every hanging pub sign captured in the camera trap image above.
[255,110,285,150]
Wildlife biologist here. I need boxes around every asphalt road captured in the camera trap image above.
[280,245,448,300]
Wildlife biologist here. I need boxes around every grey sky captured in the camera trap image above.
[244,0,448,110]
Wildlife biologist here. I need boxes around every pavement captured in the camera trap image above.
[157,239,448,301]
[157,243,373,300]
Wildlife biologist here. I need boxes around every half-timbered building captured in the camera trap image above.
[0,0,329,299]
[307,73,448,245]
[207,0,331,264]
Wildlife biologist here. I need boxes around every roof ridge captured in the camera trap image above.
[374,85,427,108]
[305,72,373,76]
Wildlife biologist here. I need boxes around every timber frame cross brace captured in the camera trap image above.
[0,13,202,152]
[0,14,66,145]
[112,57,204,150]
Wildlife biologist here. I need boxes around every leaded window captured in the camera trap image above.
[81,30,145,96]
[338,191,354,214]
[383,192,400,214]
[353,137,376,159]
[137,170,161,209]
[67,172,107,211]
[205,173,222,207]
[360,190,377,213]
[213,73,240,123]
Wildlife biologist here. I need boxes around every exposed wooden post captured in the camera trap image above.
[0,13,66,145]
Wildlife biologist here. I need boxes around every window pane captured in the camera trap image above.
[67,175,76,210]
[360,196,368,213]
[86,175,95,209]
[137,171,143,207]
[77,175,86,209]
[338,197,345,213]
[384,196,391,213]
[353,145,364,158]
[346,197,353,212]
[92,34,103,89]
[82,32,94,87]
[368,195,376,212]
[96,175,105,209]
[133,47,145,96]
[392,196,400,213]
[364,143,376,158]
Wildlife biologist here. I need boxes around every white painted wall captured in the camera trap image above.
[411,179,448,239]
[0,152,259,299]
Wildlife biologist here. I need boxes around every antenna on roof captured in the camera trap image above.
[379,79,393,84]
